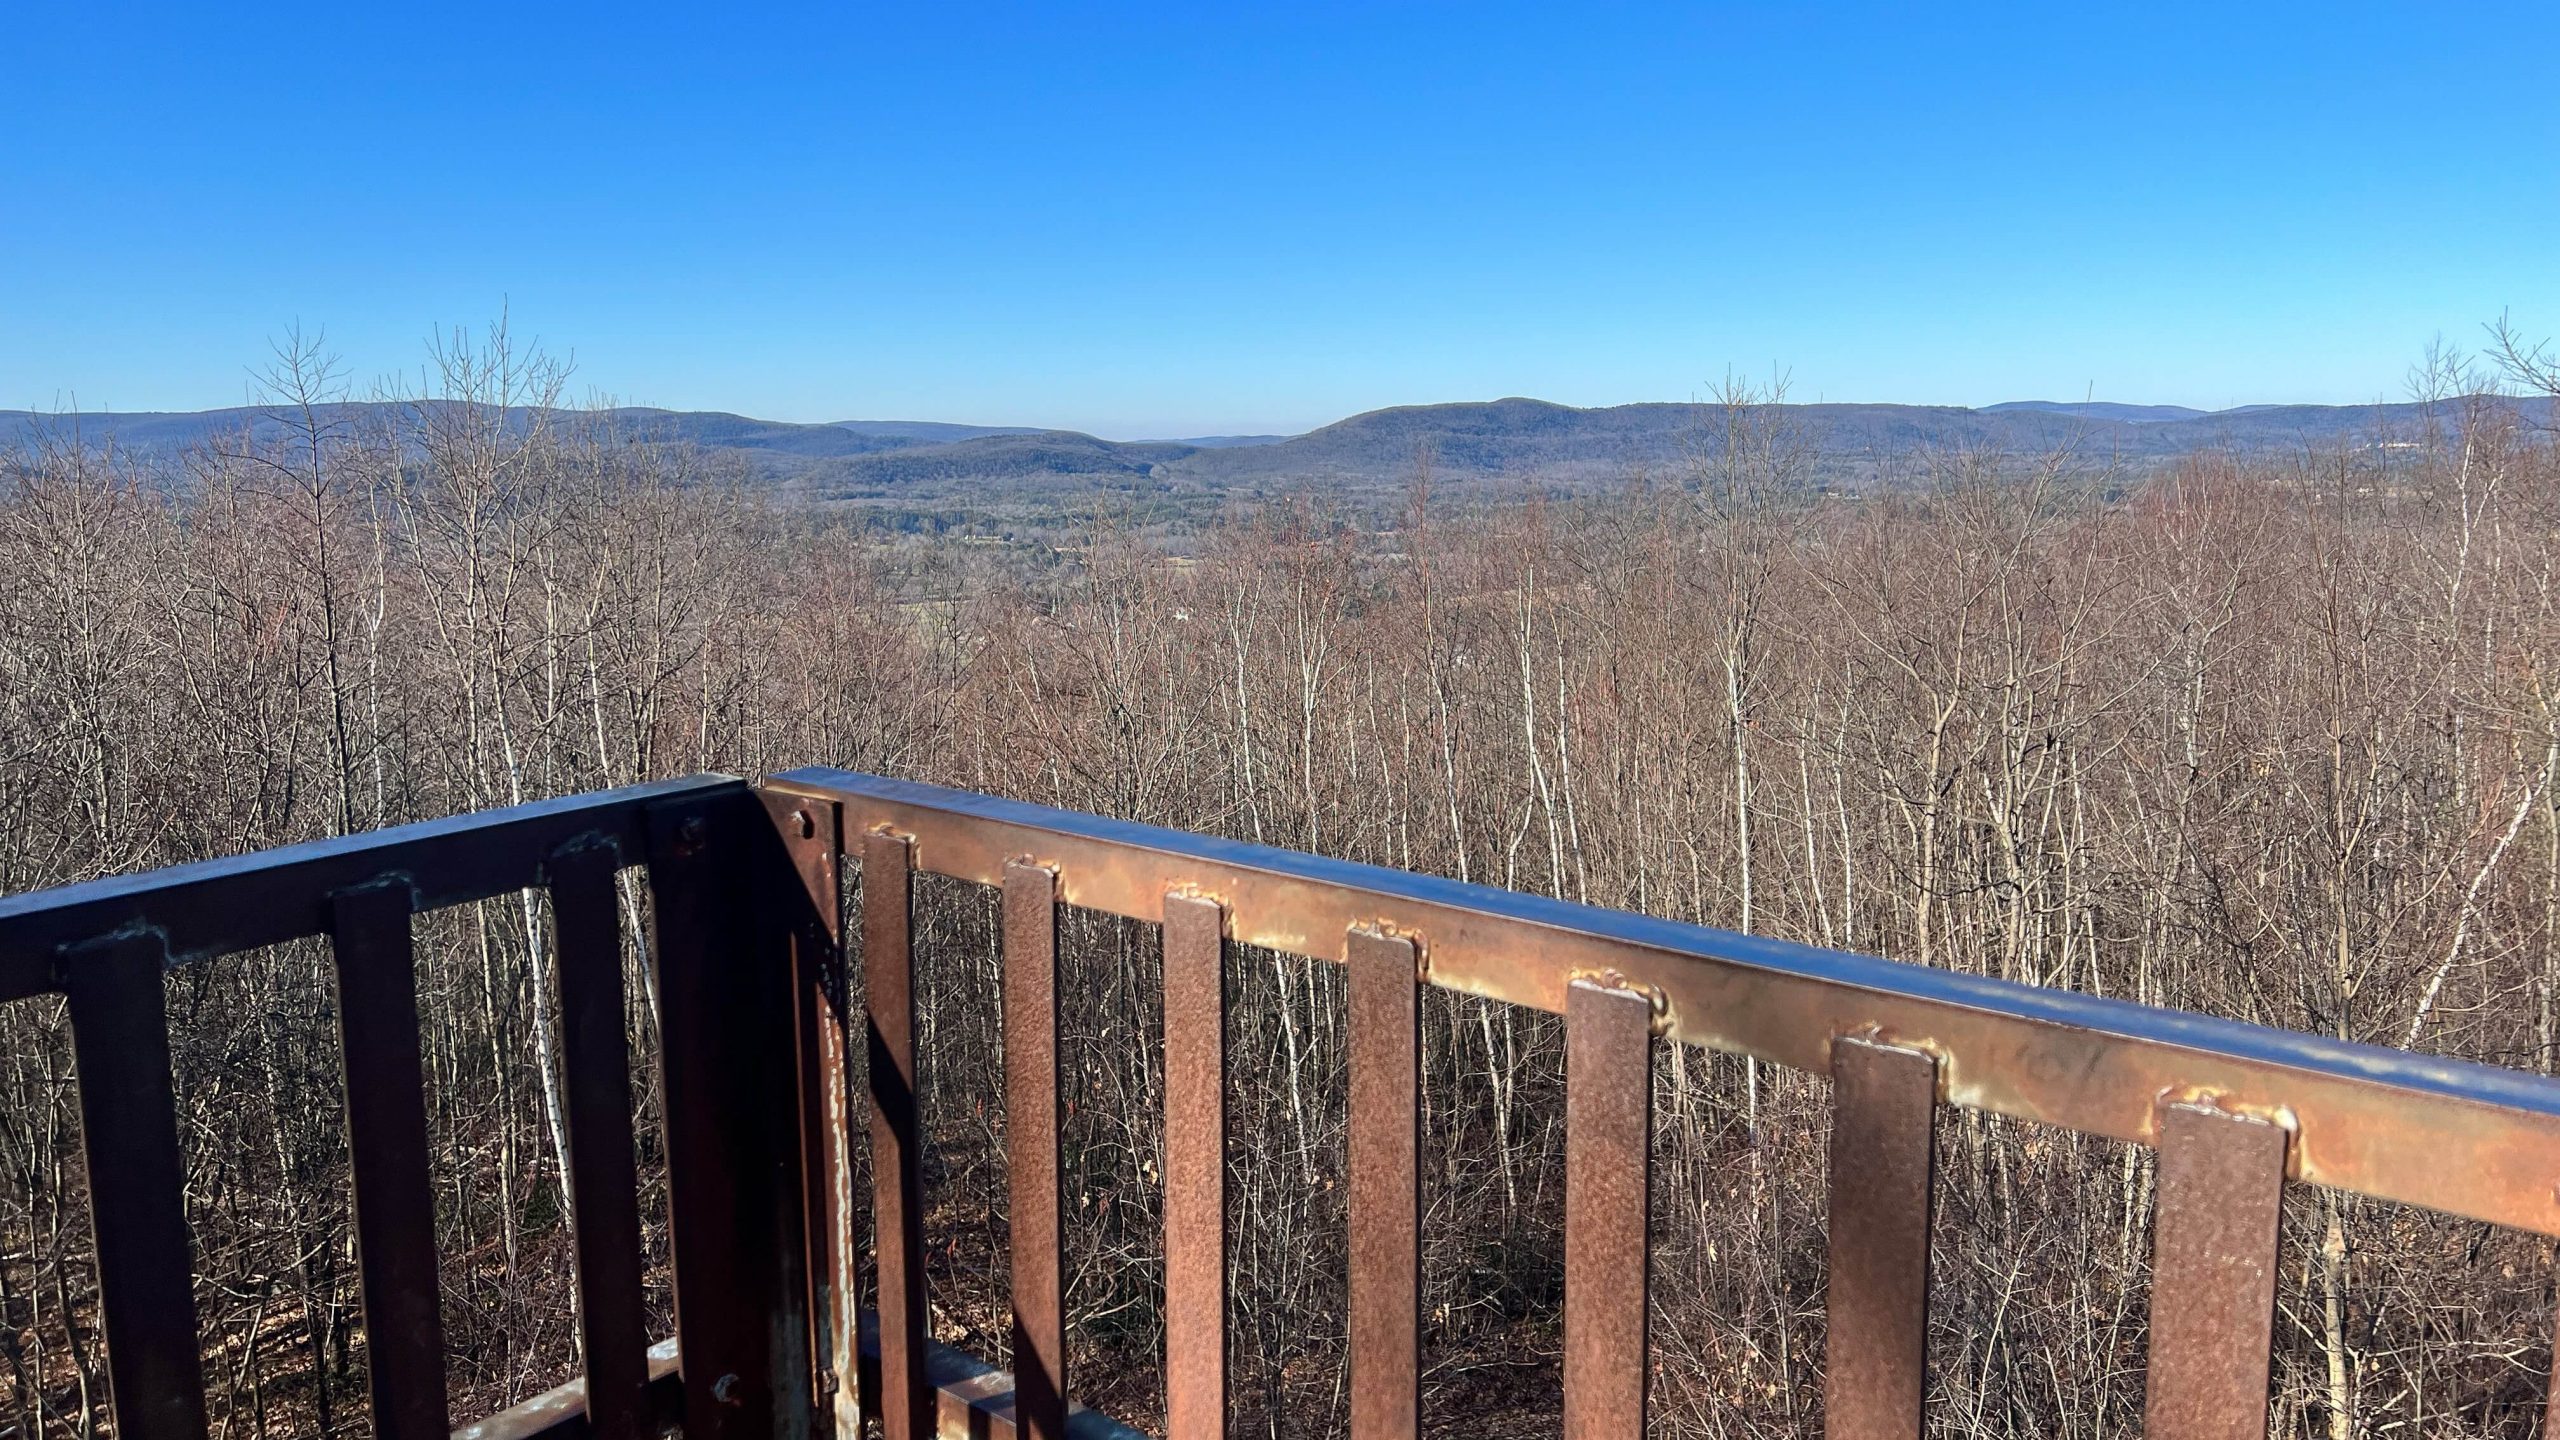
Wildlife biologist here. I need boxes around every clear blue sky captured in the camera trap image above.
[6,3,2556,437]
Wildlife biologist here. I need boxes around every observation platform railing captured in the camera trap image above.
[8,767,2560,1439]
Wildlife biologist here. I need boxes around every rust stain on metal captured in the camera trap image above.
[1162,890,1230,1440]
[1347,927,1420,1440]
[1824,1036,1937,1440]
[2144,1100,2288,1440]
[1004,860,1068,1440]
[1563,978,1652,1439]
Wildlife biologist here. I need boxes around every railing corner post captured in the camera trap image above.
[760,787,859,1440]
[647,783,816,1440]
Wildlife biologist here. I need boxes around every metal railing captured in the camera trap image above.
[7,766,2560,1439]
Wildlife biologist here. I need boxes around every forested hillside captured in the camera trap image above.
[15,391,2547,513]
[6,331,2560,1437]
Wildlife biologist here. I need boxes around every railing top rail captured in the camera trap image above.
[769,765,2560,1235]
[0,773,743,1003]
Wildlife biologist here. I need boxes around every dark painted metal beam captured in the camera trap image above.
[63,931,210,1440]
[330,883,451,1440]
[549,840,653,1440]
[647,788,815,1440]
[1,774,740,1001]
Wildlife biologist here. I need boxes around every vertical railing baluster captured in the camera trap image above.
[1003,861,1067,1440]
[549,842,650,1440]
[2145,1100,2288,1440]
[329,881,451,1440]
[766,795,858,1440]
[61,932,210,1440]
[647,793,814,1440]
[1162,892,1228,1440]
[1564,977,1653,1440]
[1825,1035,1938,1440]
[864,828,931,1440]
[2547,1308,2560,1438]
[1347,927,1420,1440]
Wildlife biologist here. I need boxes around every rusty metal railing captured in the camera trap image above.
[10,765,2560,1440]
[766,766,2560,1440]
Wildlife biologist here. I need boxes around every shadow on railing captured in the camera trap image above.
[7,767,2560,1439]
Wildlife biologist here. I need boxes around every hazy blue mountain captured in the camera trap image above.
[828,419,1048,443]
[821,430,1198,488]
[10,394,2546,500]
[1982,401,2211,423]
[600,408,920,457]
[0,405,329,451]
[0,403,924,459]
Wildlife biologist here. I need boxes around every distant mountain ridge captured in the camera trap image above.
[7,395,2544,500]
[1982,400,2208,423]
[827,419,1047,444]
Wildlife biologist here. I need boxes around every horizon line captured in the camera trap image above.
[3,390,2507,449]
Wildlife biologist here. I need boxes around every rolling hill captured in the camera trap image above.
[8,395,2544,503]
